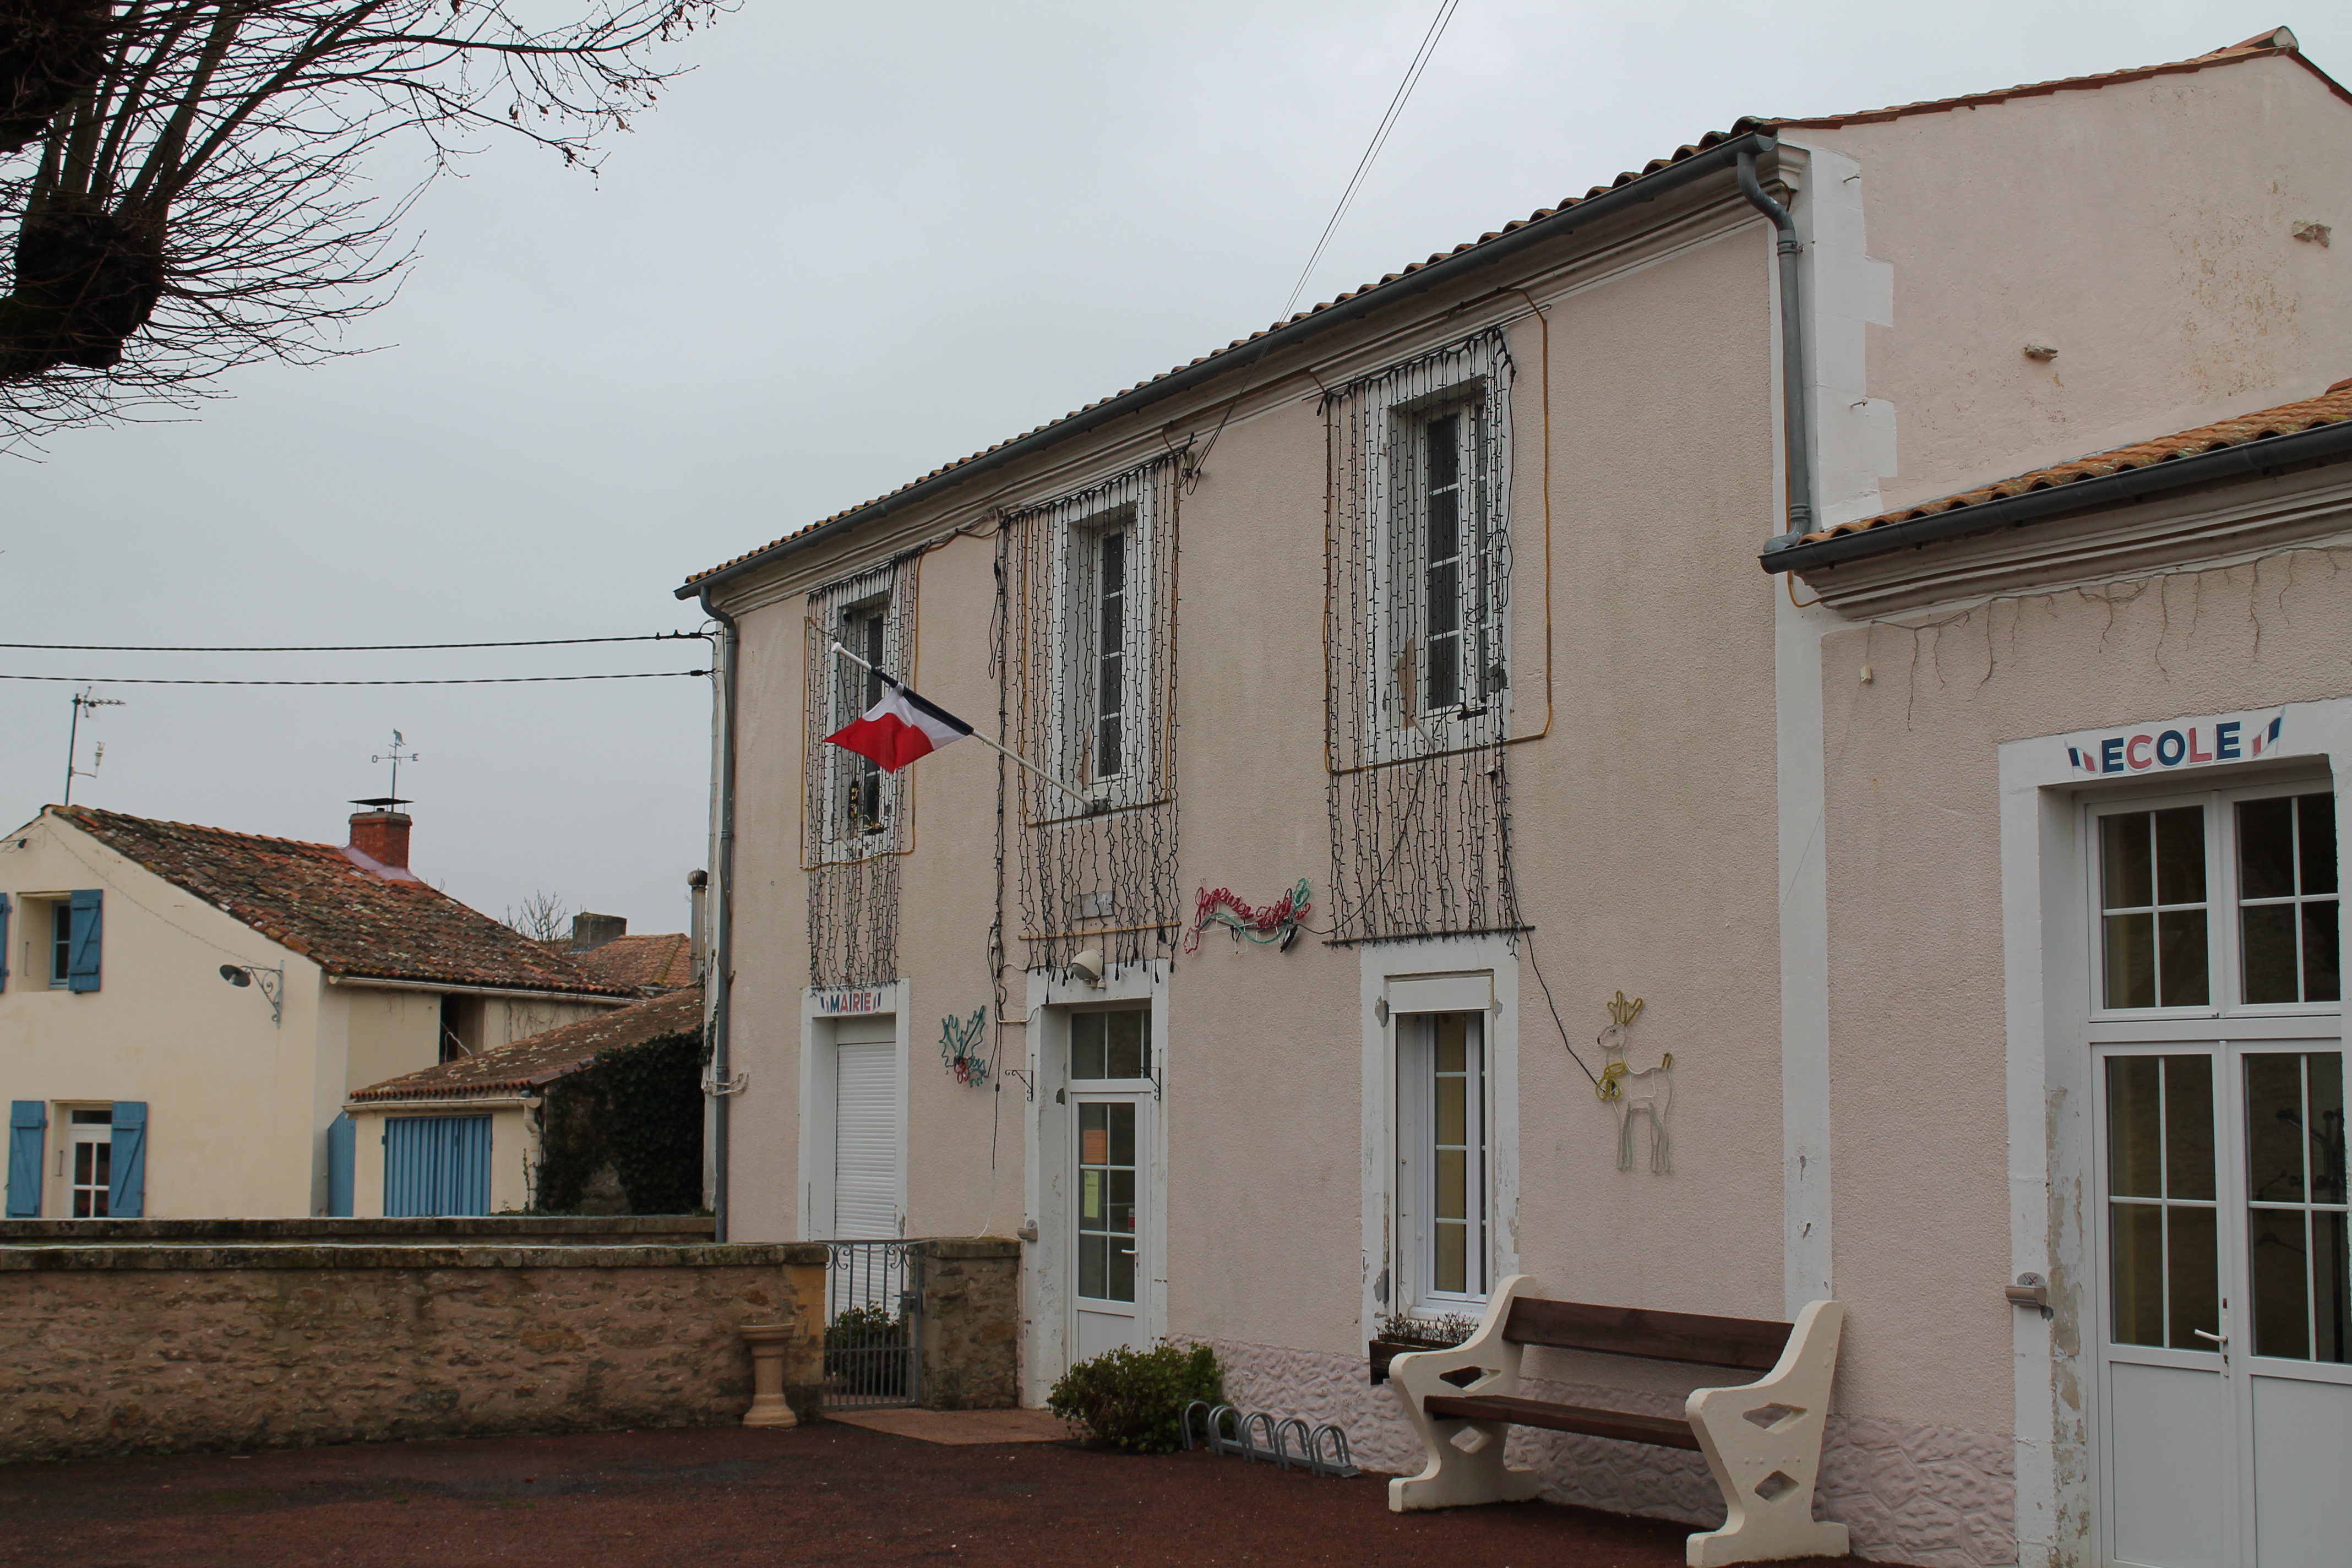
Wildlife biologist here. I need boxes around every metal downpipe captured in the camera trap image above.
[699,588,740,1243]
[1738,143,1815,551]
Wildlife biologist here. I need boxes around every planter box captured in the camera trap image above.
[1369,1337,1484,1386]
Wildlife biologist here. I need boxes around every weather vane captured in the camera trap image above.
[371,729,418,801]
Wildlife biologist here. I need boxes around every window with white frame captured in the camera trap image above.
[1395,401,1495,723]
[66,1107,111,1218]
[2094,782,2340,1013]
[1395,1010,1488,1308]
[1054,500,1151,802]
[835,597,891,840]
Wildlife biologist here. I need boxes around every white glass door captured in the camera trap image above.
[1068,1006,1153,1363]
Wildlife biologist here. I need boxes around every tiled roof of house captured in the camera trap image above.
[56,806,632,999]
[1797,378,2352,546]
[680,31,2330,592]
[567,933,696,993]
[350,987,705,1103]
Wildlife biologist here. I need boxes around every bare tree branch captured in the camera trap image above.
[0,0,729,445]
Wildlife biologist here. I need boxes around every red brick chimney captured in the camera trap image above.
[347,809,412,870]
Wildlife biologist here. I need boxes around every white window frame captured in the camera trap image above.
[1358,944,1521,1333]
[2085,772,2340,1026]
[59,1104,112,1218]
[1357,357,1511,764]
[814,571,906,864]
[1047,492,1156,810]
[1394,1009,1489,1313]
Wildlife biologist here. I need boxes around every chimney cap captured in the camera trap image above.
[350,797,412,811]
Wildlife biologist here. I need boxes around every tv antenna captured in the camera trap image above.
[371,729,419,800]
[63,688,124,807]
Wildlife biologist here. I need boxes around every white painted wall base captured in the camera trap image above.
[1191,1335,2017,1568]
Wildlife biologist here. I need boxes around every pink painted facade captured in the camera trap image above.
[687,31,2352,1567]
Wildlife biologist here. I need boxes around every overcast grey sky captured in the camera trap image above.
[2,0,2339,937]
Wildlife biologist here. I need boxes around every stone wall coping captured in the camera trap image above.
[0,1216,717,1244]
[0,1242,830,1272]
[917,1236,1022,1260]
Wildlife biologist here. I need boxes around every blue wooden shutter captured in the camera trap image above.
[108,1101,146,1217]
[451,1115,492,1216]
[1,893,12,991]
[67,889,102,993]
[6,1102,45,1217]
[384,1117,427,1217]
[327,1113,355,1217]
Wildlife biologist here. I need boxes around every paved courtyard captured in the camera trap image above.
[0,1417,1904,1567]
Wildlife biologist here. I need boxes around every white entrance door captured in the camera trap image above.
[2097,1045,2350,1567]
[2090,785,2345,1567]
[832,1017,899,1240]
[1068,1004,1154,1362]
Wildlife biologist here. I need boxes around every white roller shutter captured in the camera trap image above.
[832,1037,900,1239]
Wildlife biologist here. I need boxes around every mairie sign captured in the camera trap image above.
[814,987,890,1015]
[2065,707,2286,777]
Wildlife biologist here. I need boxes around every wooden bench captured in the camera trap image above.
[1386,1275,1847,1567]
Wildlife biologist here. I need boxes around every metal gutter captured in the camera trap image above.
[699,588,739,1244]
[1736,145,1814,547]
[324,974,632,1005]
[676,130,1778,603]
[1761,419,2352,575]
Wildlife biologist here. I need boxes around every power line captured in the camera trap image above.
[0,671,707,687]
[1190,0,1462,478]
[0,632,708,653]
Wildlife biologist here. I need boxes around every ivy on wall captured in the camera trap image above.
[529,1026,706,1215]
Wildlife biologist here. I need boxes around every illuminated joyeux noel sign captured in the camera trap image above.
[2065,706,2287,777]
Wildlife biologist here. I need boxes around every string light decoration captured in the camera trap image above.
[1322,330,1523,943]
[1184,880,1313,953]
[999,457,1184,974]
[802,550,923,990]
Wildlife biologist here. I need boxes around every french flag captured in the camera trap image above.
[826,677,973,771]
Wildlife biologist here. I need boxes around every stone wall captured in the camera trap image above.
[913,1237,1020,1410]
[1,1241,825,1463]
[0,1216,718,1246]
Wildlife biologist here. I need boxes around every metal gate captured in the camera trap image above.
[824,1240,921,1408]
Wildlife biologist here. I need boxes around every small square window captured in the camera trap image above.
[1070,1008,1149,1080]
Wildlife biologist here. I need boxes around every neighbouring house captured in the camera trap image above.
[676,29,2350,1568]
[559,911,698,995]
[345,986,706,1217]
[1,803,633,1220]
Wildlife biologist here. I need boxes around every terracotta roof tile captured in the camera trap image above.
[1800,380,2352,546]
[350,987,704,1103]
[682,32,2332,592]
[57,806,631,999]
[560,933,696,993]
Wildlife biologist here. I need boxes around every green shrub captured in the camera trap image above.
[824,1303,911,1398]
[1047,1342,1224,1454]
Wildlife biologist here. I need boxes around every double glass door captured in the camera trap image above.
[2097,1044,2350,1566]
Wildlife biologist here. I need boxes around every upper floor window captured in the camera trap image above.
[1399,402,1494,721]
[1047,491,1157,807]
[803,560,913,867]
[836,597,891,839]
[2097,786,2340,1014]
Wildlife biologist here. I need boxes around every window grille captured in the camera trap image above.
[802,551,922,990]
[1000,458,1182,972]
[1324,331,1521,943]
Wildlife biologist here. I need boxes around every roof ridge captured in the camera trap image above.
[683,34,2339,595]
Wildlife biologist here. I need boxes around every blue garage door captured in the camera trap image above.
[383,1114,492,1216]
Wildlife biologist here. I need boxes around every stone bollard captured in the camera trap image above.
[741,1324,800,1428]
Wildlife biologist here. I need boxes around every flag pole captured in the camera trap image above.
[828,641,1095,809]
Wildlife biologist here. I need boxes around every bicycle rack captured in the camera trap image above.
[1182,1401,1359,1478]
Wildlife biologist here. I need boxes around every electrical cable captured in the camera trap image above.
[0,633,707,652]
[1188,0,1462,481]
[0,671,707,686]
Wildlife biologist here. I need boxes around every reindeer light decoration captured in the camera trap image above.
[1594,990,1673,1173]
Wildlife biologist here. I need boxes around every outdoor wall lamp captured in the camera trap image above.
[219,962,285,1027]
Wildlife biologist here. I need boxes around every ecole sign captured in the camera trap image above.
[2066,707,2286,778]
[814,987,889,1015]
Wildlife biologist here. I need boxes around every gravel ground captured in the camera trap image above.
[0,1419,1902,1567]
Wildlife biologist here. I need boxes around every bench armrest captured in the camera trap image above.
[1387,1273,1533,1407]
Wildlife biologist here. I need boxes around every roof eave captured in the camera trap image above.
[1762,420,2352,576]
[678,129,1778,603]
